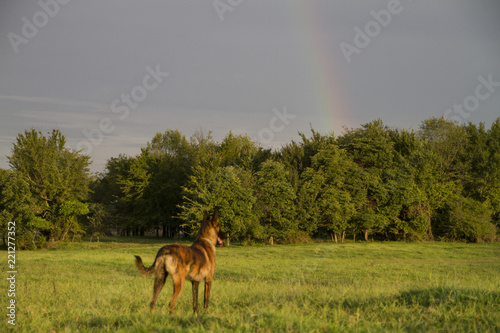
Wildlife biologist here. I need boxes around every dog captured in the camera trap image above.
[135,210,221,314]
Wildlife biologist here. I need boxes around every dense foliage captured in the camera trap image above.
[1,118,499,247]
[1,129,91,248]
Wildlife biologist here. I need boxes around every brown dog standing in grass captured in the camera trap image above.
[135,210,221,314]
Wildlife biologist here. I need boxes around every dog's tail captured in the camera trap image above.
[134,255,157,276]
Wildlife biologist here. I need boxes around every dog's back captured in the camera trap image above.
[135,241,215,281]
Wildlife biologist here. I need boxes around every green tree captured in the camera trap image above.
[338,120,396,240]
[117,152,150,235]
[219,132,259,169]
[181,130,264,243]
[338,119,396,169]
[57,200,90,241]
[144,129,194,236]
[279,128,335,193]
[439,195,496,242]
[417,118,467,239]
[0,169,42,247]
[486,119,500,228]
[86,202,109,241]
[319,188,355,242]
[463,119,500,229]
[7,129,91,241]
[299,145,357,242]
[92,154,134,235]
[385,129,429,240]
[419,117,468,182]
[107,130,195,237]
[254,160,296,243]
[179,166,260,244]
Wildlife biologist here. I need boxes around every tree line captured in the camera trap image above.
[1,117,499,248]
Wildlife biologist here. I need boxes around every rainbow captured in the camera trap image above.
[290,2,352,135]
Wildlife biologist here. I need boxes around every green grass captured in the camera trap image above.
[2,240,499,332]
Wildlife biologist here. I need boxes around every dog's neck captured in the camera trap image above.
[200,237,216,246]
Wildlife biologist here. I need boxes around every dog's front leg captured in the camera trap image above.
[203,279,212,310]
[192,281,199,313]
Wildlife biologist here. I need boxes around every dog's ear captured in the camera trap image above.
[203,210,210,222]
[211,209,219,226]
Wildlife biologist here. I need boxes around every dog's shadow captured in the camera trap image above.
[73,311,225,331]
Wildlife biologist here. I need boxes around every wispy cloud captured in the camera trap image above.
[0,95,108,111]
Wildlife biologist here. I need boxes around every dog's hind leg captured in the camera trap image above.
[168,273,185,314]
[192,281,200,313]
[150,270,167,311]
[203,279,212,310]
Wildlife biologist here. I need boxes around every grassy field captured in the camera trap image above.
[2,239,499,332]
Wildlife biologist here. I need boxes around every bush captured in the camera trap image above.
[279,230,311,244]
[439,195,496,242]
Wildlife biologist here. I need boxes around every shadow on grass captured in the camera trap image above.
[341,286,500,310]
[64,313,228,332]
[49,288,498,331]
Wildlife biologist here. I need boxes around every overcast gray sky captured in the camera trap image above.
[1,0,499,172]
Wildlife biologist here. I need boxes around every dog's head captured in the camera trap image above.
[201,209,221,244]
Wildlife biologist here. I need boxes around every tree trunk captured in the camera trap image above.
[32,231,37,247]
[269,236,273,245]
[364,230,369,242]
[60,225,71,241]
[425,203,433,241]
[330,233,334,242]
[427,216,434,241]
[334,233,338,243]
[226,233,230,247]
[342,231,345,243]
[353,233,356,242]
